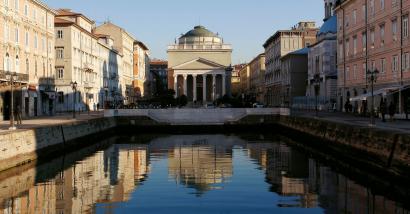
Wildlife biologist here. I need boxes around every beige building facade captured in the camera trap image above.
[167,25,232,103]
[264,22,318,106]
[94,22,135,105]
[0,0,56,121]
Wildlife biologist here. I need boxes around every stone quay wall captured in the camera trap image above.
[276,116,410,175]
[0,117,116,172]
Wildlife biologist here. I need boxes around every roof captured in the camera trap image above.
[55,9,95,25]
[150,60,168,65]
[181,25,218,38]
[134,40,149,51]
[289,47,309,55]
[54,17,73,24]
[318,15,337,36]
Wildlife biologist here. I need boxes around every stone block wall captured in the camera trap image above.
[0,117,117,172]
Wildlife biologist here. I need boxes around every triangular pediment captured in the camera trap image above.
[172,58,225,70]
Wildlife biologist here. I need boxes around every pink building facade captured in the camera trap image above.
[336,0,410,113]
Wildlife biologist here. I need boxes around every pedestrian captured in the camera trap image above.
[97,103,100,110]
[16,105,22,125]
[388,101,396,121]
[379,98,386,122]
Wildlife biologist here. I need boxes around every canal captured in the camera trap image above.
[0,133,409,213]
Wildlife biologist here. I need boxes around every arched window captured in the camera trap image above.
[4,53,10,71]
[26,59,29,74]
[15,55,19,73]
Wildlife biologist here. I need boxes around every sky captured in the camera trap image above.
[42,0,325,64]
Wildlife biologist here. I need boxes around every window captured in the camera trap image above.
[4,53,10,71]
[57,30,63,39]
[381,58,386,73]
[370,0,375,15]
[362,5,366,20]
[370,29,375,47]
[403,15,409,38]
[34,33,38,49]
[25,59,29,74]
[14,0,18,10]
[346,39,350,57]
[380,0,385,10]
[362,32,367,51]
[363,62,367,78]
[25,31,29,46]
[41,36,45,51]
[392,19,398,40]
[371,60,376,71]
[15,27,19,43]
[34,60,37,76]
[353,10,357,25]
[4,23,10,41]
[392,55,399,72]
[353,64,357,80]
[57,68,64,79]
[403,52,410,70]
[33,8,36,21]
[346,66,350,80]
[380,24,385,45]
[24,4,28,16]
[353,36,357,55]
[56,48,64,59]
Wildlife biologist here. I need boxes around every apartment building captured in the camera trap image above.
[264,22,318,106]
[94,22,135,105]
[54,9,103,112]
[336,0,410,113]
[132,40,150,101]
[0,0,56,121]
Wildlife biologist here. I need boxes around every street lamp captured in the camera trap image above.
[313,74,321,117]
[367,69,379,126]
[6,72,18,130]
[70,81,77,118]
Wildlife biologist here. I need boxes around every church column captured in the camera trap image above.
[193,74,197,102]
[173,75,178,98]
[203,75,207,102]
[212,74,216,101]
[183,74,187,96]
[222,74,226,96]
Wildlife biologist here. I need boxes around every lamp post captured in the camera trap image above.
[313,74,321,117]
[70,81,77,118]
[367,69,379,126]
[6,72,18,130]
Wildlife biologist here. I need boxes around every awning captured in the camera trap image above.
[349,86,403,102]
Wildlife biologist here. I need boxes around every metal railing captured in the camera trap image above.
[0,70,29,82]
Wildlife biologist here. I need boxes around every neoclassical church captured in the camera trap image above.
[167,26,232,103]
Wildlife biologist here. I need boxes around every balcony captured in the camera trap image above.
[83,63,95,72]
[0,70,29,83]
[83,81,95,89]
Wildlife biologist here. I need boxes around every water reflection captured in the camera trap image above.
[0,135,408,214]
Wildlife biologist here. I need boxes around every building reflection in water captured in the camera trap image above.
[247,141,409,213]
[0,135,408,213]
[0,141,150,214]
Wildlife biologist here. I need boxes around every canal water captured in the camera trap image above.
[0,134,409,214]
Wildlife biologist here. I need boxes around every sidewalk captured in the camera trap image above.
[292,110,410,134]
[0,111,104,134]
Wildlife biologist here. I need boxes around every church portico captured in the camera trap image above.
[173,70,227,102]
[168,25,232,104]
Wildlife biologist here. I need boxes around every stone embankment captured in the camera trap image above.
[276,116,410,176]
[0,117,116,172]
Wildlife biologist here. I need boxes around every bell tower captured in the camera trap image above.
[324,0,337,21]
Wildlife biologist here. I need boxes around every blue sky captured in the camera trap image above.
[43,0,324,64]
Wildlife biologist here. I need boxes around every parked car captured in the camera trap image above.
[204,104,216,109]
[253,103,264,108]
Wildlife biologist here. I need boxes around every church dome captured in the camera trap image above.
[182,25,218,38]
[178,25,222,45]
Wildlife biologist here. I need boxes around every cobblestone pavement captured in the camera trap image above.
[0,111,104,133]
[292,110,410,134]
